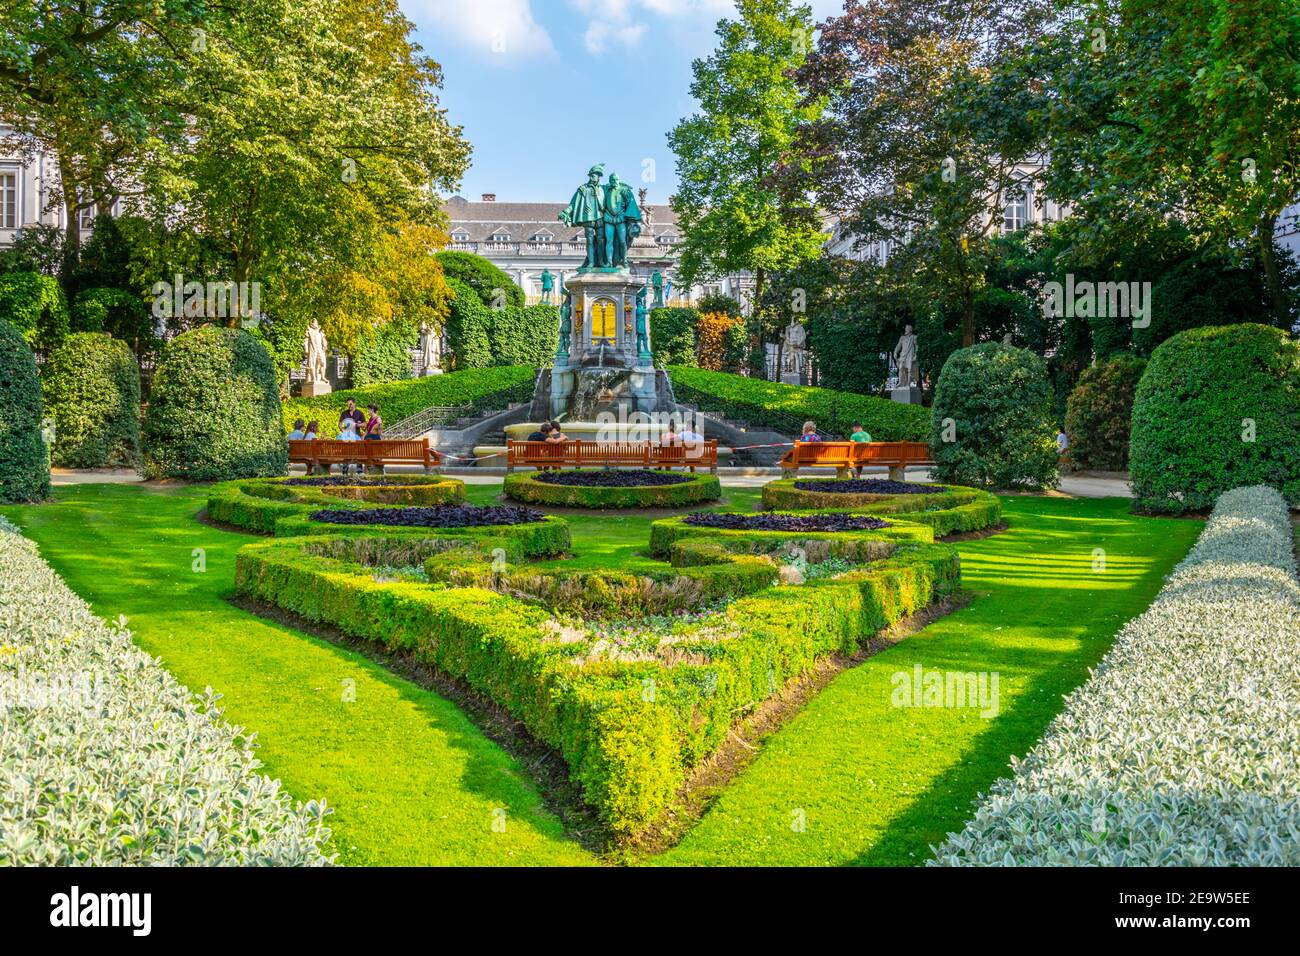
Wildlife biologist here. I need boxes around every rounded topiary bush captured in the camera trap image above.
[42,332,141,469]
[1064,353,1146,473]
[1130,324,1300,514]
[930,342,1057,489]
[143,326,287,481]
[0,319,51,502]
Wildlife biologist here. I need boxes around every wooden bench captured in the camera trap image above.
[507,440,719,474]
[779,441,934,480]
[288,439,441,474]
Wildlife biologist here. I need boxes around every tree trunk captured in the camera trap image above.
[961,288,975,348]
[1258,213,1290,327]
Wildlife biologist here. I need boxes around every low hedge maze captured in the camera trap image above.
[503,470,723,509]
[213,481,980,843]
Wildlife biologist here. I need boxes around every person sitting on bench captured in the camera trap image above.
[849,421,873,476]
[800,421,824,442]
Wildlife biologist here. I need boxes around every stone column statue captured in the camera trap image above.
[303,319,330,396]
[558,288,573,358]
[893,325,919,388]
[419,321,443,376]
[559,165,607,269]
[635,285,651,359]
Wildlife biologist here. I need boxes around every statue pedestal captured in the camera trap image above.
[301,381,332,398]
[890,386,922,405]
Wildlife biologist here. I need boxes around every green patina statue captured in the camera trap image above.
[559,165,607,269]
[540,268,555,304]
[559,164,641,271]
[558,282,573,356]
[651,269,665,307]
[603,173,642,269]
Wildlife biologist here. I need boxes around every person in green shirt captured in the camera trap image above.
[849,422,873,477]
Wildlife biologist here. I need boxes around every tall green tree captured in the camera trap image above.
[0,2,203,249]
[790,0,1054,347]
[1005,0,1300,325]
[668,0,828,338]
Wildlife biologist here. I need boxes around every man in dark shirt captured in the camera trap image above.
[338,399,366,435]
[526,423,552,442]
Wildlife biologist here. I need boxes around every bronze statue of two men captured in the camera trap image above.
[558,164,643,270]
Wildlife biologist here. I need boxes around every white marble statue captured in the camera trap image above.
[783,320,808,373]
[893,324,919,388]
[419,322,443,376]
[304,319,329,386]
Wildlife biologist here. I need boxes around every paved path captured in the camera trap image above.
[50,467,1135,497]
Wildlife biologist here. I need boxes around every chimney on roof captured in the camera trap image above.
[481,193,496,202]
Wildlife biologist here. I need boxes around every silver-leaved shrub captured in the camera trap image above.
[931,485,1300,866]
[0,516,335,865]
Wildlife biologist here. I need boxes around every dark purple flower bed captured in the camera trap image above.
[282,476,425,487]
[683,513,891,532]
[535,469,694,488]
[793,479,946,495]
[310,505,546,527]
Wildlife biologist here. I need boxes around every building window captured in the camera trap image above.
[0,171,16,229]
[591,298,616,342]
[451,232,470,242]
[489,232,511,243]
[1002,186,1029,233]
[79,204,96,231]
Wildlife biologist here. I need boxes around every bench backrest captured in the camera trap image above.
[791,442,857,465]
[288,438,434,462]
[508,440,717,468]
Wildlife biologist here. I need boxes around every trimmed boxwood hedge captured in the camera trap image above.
[0,516,334,865]
[0,319,51,502]
[1064,353,1146,472]
[427,547,778,618]
[1130,324,1300,514]
[230,483,961,839]
[208,476,467,532]
[933,486,1300,865]
[42,332,141,468]
[143,327,287,481]
[282,364,536,439]
[668,366,930,440]
[760,479,1002,537]
[930,343,1058,490]
[503,471,722,509]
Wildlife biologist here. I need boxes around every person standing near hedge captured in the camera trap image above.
[339,398,366,436]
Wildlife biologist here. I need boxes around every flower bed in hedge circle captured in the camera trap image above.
[684,512,891,533]
[793,479,946,495]
[504,470,722,509]
[536,469,695,487]
[309,505,546,529]
[760,478,1003,537]
[206,476,467,533]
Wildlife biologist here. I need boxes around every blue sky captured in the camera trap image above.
[399,0,844,204]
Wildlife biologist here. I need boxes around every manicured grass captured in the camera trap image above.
[3,485,1196,866]
[1,484,593,867]
[654,497,1202,866]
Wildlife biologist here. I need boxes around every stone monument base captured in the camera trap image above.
[890,386,922,405]
[301,381,333,398]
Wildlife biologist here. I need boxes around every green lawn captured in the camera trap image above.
[2,484,1198,866]
[1,483,593,867]
[656,497,1201,866]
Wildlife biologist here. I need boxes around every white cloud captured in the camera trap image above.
[402,0,556,62]
[583,19,650,54]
